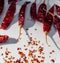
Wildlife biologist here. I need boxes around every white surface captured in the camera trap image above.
[0,0,60,63]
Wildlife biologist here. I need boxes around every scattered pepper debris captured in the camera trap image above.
[26,28,29,30]
[0,36,56,63]
[34,28,37,31]
[5,48,11,55]
[50,50,55,54]
[0,46,3,49]
[51,59,55,63]
[38,46,44,54]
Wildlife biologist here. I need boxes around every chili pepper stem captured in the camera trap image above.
[44,31,49,45]
[17,25,22,41]
[34,0,37,3]
[43,8,54,17]
[43,0,46,3]
[0,25,1,29]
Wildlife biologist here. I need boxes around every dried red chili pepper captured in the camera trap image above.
[17,2,30,40]
[0,35,9,43]
[43,6,60,37]
[32,58,40,63]
[0,0,4,15]
[0,1,16,29]
[55,4,60,16]
[43,5,54,45]
[30,0,37,21]
[37,0,47,22]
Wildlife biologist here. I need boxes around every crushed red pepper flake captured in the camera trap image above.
[8,56,15,60]
[32,55,36,58]
[34,28,37,31]
[5,48,11,55]
[51,59,55,63]
[17,47,21,50]
[52,50,55,53]
[28,50,37,57]
[27,42,31,46]
[30,37,32,41]
[0,33,56,63]
[24,45,26,47]
[50,50,55,54]
[0,46,3,49]
[18,51,26,58]
[28,50,33,57]
[5,55,8,58]
[30,60,33,63]
[26,28,29,30]
[38,56,41,58]
[33,58,40,63]
[40,59,44,62]
[24,48,28,50]
[38,46,44,54]
[24,59,28,63]
[31,39,40,45]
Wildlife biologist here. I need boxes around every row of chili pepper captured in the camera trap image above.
[0,0,60,44]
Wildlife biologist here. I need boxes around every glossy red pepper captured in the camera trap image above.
[17,2,30,40]
[30,0,37,21]
[0,2,16,29]
[0,0,4,15]
[55,4,60,16]
[37,0,47,22]
[0,35,9,43]
[43,5,54,44]
[43,6,60,37]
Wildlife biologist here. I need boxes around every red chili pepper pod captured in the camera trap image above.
[0,0,4,15]
[43,5,54,45]
[43,5,54,32]
[0,2,16,29]
[55,4,60,16]
[43,5,60,37]
[17,2,30,40]
[37,0,47,22]
[43,15,53,45]
[0,35,9,43]
[30,0,37,21]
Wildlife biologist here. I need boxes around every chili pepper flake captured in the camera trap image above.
[38,46,44,54]
[40,59,44,62]
[30,37,33,41]
[0,46,3,49]
[50,50,55,54]
[18,51,26,58]
[51,59,55,63]
[35,28,37,31]
[5,48,11,55]
[33,58,40,63]
[26,28,29,30]
[24,48,28,50]
[27,42,31,46]
[17,47,21,50]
